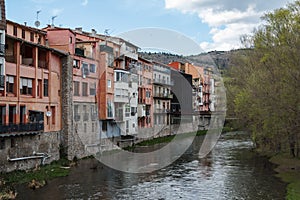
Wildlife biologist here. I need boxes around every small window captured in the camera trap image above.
[20,78,33,95]
[43,79,48,97]
[74,81,80,96]
[89,64,96,73]
[6,76,15,93]
[82,82,88,96]
[22,29,25,39]
[90,82,96,96]
[30,32,34,42]
[13,26,17,36]
[69,36,72,44]
[73,59,80,68]
[107,80,111,88]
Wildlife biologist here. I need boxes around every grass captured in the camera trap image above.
[123,130,209,151]
[1,159,71,185]
[269,154,300,200]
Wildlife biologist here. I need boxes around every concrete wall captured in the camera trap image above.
[0,131,60,172]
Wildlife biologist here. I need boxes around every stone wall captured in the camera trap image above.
[0,131,60,173]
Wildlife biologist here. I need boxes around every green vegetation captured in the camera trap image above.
[226,0,300,158]
[0,159,71,185]
[270,154,300,200]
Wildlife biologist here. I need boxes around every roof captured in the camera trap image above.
[7,19,47,35]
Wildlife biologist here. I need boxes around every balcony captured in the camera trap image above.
[153,92,173,99]
[0,44,5,56]
[152,78,174,86]
[0,123,44,134]
[0,75,4,88]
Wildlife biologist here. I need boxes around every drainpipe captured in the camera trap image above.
[7,152,51,165]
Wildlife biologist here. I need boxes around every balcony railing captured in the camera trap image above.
[153,92,173,99]
[0,44,5,56]
[152,78,174,86]
[0,123,44,134]
[0,75,4,88]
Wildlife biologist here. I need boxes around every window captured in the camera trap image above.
[0,106,6,125]
[13,26,17,36]
[90,82,96,96]
[107,79,111,88]
[20,106,26,124]
[89,64,96,73]
[83,105,88,121]
[126,120,129,133]
[51,106,55,125]
[73,59,80,68]
[82,82,88,96]
[20,78,33,95]
[125,104,130,117]
[6,76,14,93]
[107,100,113,118]
[69,36,72,44]
[22,29,25,39]
[30,32,34,42]
[146,90,151,98]
[74,81,80,96]
[82,63,89,78]
[131,107,137,116]
[37,80,42,98]
[43,79,48,97]
[107,53,114,67]
[74,105,80,121]
[84,123,87,133]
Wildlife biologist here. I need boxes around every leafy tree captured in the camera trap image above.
[227,1,300,157]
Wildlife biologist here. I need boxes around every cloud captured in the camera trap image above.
[164,0,291,51]
[81,0,88,6]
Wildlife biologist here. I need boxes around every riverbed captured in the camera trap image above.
[16,132,286,199]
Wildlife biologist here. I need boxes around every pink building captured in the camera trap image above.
[137,57,153,128]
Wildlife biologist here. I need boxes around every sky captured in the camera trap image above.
[6,0,294,55]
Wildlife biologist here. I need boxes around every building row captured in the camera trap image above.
[0,1,217,172]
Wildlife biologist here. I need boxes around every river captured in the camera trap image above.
[16,132,286,200]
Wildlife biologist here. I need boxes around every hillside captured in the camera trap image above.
[138,50,245,71]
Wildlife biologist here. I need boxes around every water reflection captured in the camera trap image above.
[16,132,286,200]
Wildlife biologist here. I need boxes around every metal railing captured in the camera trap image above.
[0,75,4,88]
[0,44,5,56]
[153,92,173,99]
[152,78,174,86]
[0,123,44,134]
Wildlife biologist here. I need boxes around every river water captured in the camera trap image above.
[16,132,286,200]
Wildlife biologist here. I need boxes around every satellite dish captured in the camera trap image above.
[35,20,40,28]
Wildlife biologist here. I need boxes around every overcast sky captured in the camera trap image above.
[6,0,293,55]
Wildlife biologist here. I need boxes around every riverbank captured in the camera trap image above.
[0,158,73,199]
[269,154,300,200]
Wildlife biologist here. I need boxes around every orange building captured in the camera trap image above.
[0,18,67,172]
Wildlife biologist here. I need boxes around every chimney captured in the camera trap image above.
[91,29,97,36]
[75,27,82,33]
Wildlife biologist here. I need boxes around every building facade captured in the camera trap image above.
[136,57,153,128]
[0,19,67,172]
[152,61,172,126]
[45,27,101,158]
